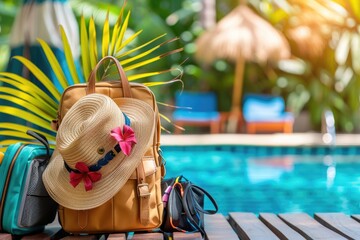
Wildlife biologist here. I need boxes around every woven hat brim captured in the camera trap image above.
[43,97,155,210]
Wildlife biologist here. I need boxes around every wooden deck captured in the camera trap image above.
[1,212,360,240]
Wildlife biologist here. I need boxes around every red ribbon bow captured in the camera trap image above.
[110,125,137,156]
[69,162,102,191]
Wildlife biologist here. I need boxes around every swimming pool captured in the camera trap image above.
[161,145,360,215]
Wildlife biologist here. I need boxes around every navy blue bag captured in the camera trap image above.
[161,176,218,238]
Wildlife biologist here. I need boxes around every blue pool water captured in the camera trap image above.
[161,145,360,215]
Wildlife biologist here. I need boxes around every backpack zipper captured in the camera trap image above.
[0,144,26,231]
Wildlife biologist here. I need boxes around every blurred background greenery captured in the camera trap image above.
[1,0,360,133]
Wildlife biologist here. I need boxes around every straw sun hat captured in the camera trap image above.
[43,93,155,210]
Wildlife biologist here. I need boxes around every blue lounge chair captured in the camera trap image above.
[243,94,294,133]
[173,91,220,134]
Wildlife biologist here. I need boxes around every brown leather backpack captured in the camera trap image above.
[52,56,164,233]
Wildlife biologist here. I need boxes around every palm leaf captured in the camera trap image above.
[123,47,183,71]
[127,69,172,81]
[12,56,61,100]
[0,95,53,121]
[143,79,183,87]
[159,113,172,134]
[106,66,177,82]
[89,17,98,69]
[0,4,183,147]
[159,112,171,123]
[159,113,184,133]
[80,15,91,80]
[0,131,30,141]
[60,25,81,84]
[102,11,110,58]
[109,9,125,55]
[80,16,91,79]
[115,11,131,52]
[0,75,58,108]
[120,41,171,66]
[0,130,55,152]
[37,38,68,90]
[115,30,143,55]
[0,123,55,141]
[0,107,51,128]
[0,86,56,116]
[0,137,23,145]
[116,33,166,59]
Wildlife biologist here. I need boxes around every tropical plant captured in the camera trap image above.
[0,2,182,151]
[250,0,360,132]
[0,1,20,70]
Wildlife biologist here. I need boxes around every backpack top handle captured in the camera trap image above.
[86,56,132,98]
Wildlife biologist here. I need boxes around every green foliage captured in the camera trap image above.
[2,0,360,133]
[250,0,360,132]
[0,1,19,70]
[0,2,183,150]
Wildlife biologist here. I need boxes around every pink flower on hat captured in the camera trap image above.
[70,162,102,191]
[110,125,137,156]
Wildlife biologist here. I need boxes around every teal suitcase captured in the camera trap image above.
[0,130,57,235]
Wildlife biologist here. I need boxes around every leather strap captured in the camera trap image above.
[77,210,88,230]
[182,180,218,239]
[136,163,150,226]
[86,56,132,98]
[183,184,218,215]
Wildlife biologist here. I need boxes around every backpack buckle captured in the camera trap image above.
[137,183,150,198]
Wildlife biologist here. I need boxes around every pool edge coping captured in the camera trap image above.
[160,133,360,146]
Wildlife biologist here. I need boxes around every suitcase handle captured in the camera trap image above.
[86,56,132,98]
[26,130,51,160]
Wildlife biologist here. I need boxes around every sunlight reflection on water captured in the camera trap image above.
[162,146,360,215]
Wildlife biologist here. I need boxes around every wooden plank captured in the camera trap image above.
[204,214,238,240]
[351,214,360,223]
[228,212,279,240]
[0,233,11,240]
[61,235,98,240]
[279,213,347,240]
[172,232,202,240]
[107,233,126,240]
[259,213,305,240]
[21,226,62,240]
[21,232,52,240]
[314,213,360,240]
[128,232,163,240]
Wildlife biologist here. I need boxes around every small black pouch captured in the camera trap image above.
[160,176,218,238]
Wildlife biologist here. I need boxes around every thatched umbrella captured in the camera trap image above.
[195,4,290,132]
